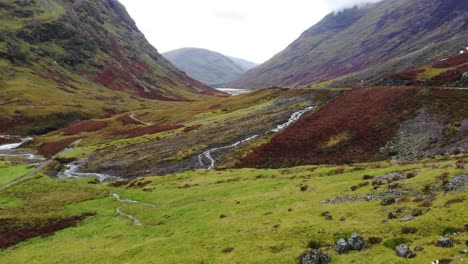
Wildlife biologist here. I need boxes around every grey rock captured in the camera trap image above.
[406,251,417,258]
[300,249,331,264]
[444,173,467,192]
[411,209,423,217]
[334,238,350,254]
[396,244,409,257]
[348,233,367,251]
[381,197,396,206]
[437,237,454,248]
[396,244,416,258]
[414,246,424,252]
[325,215,333,221]
[339,216,346,221]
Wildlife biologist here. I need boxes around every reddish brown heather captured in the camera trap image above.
[117,115,141,126]
[390,68,426,81]
[432,52,468,69]
[0,213,94,249]
[242,87,423,167]
[38,138,79,156]
[120,124,184,138]
[61,120,108,136]
[432,64,468,85]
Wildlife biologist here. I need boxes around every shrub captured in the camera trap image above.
[362,175,374,180]
[368,237,383,245]
[308,240,322,249]
[383,238,410,249]
[441,227,458,236]
[401,227,418,234]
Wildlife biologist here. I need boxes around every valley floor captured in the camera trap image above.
[0,155,466,263]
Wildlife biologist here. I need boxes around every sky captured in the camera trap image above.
[119,0,381,63]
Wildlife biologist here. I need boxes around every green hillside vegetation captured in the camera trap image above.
[163,48,247,87]
[0,0,222,135]
[0,155,466,263]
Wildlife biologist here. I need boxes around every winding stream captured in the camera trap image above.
[62,161,122,182]
[198,106,315,170]
[111,193,156,225]
[0,136,44,160]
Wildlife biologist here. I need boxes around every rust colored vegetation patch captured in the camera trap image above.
[38,138,79,156]
[242,87,423,167]
[62,120,108,136]
[0,213,94,249]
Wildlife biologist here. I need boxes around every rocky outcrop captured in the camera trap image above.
[437,237,454,248]
[335,233,367,254]
[299,249,331,264]
[396,244,417,258]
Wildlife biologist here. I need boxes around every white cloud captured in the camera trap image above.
[327,0,382,11]
[118,0,380,63]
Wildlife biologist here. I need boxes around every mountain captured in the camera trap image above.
[0,0,221,134]
[228,0,468,89]
[163,48,247,87]
[227,56,259,71]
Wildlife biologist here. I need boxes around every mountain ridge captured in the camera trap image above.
[228,0,468,89]
[163,47,251,87]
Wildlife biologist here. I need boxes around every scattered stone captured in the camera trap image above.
[334,238,350,254]
[444,173,467,192]
[339,216,346,221]
[437,237,454,248]
[396,244,417,258]
[411,209,423,217]
[300,185,309,192]
[348,233,367,251]
[300,249,331,264]
[222,247,234,253]
[414,246,424,252]
[373,173,406,184]
[325,215,333,221]
[381,197,396,206]
[406,251,417,258]
[460,249,468,254]
[396,244,409,257]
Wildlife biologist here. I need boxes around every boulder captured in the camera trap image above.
[334,238,350,254]
[348,233,367,251]
[396,244,416,258]
[437,237,454,248]
[414,246,424,252]
[396,244,409,257]
[300,249,331,264]
[411,209,423,217]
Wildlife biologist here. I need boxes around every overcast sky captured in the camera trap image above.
[119,0,381,63]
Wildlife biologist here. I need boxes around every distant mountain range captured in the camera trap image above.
[163,48,258,87]
[228,0,468,89]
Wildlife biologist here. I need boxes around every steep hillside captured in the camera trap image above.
[163,48,246,87]
[382,52,468,87]
[242,87,467,168]
[228,0,468,89]
[0,0,220,134]
[227,56,258,71]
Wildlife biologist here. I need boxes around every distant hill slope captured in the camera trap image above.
[227,56,259,71]
[228,0,468,89]
[163,48,247,87]
[0,0,221,134]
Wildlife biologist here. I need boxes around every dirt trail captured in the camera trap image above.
[111,193,156,225]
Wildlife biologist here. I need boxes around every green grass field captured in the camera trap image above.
[0,156,466,263]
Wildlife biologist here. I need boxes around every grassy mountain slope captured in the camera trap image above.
[163,48,246,87]
[0,155,466,263]
[0,0,221,134]
[228,0,468,89]
[243,87,467,168]
[227,56,259,71]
